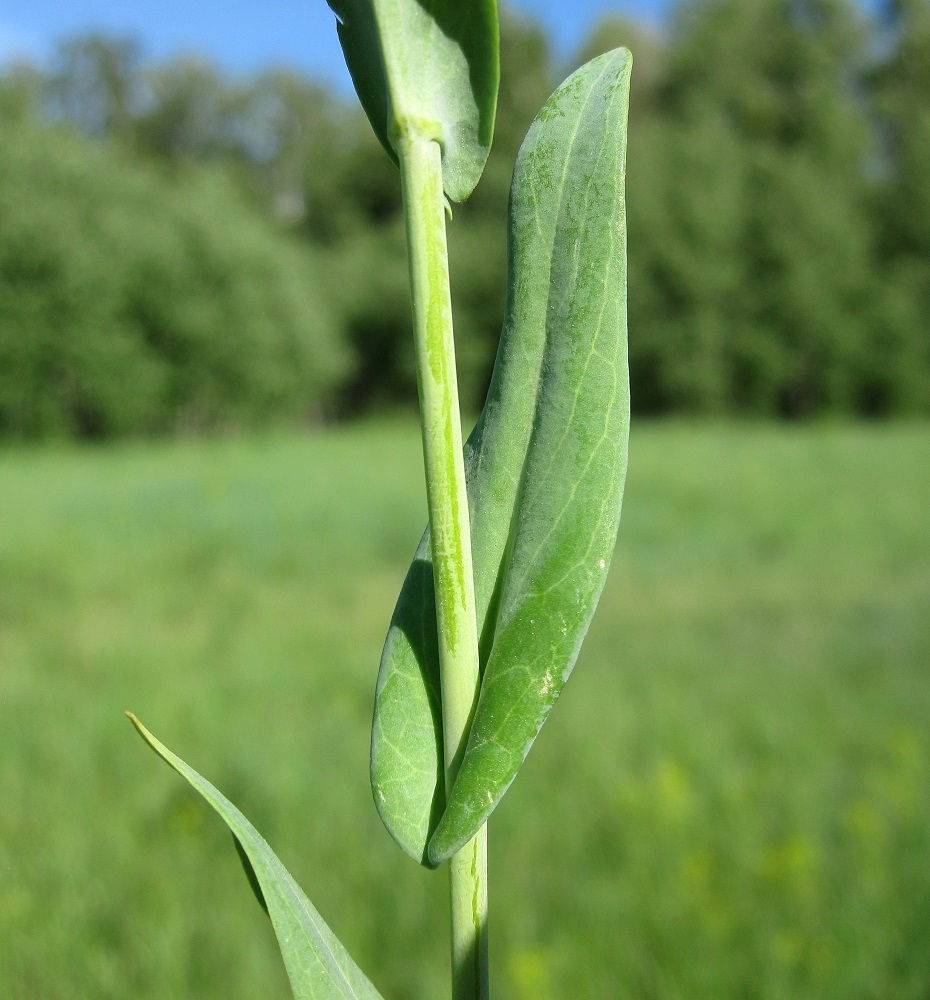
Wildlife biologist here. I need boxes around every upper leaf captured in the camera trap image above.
[127,713,383,1000]
[370,49,633,865]
[326,0,499,202]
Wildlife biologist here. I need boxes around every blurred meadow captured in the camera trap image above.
[2,0,930,997]
[2,422,929,998]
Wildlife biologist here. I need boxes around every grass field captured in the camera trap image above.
[1,421,929,999]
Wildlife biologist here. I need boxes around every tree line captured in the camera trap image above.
[1,0,928,439]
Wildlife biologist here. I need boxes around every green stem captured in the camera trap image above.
[397,128,489,1000]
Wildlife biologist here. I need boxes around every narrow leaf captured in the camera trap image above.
[126,713,383,1000]
[232,833,269,915]
[326,0,499,202]
[370,50,633,865]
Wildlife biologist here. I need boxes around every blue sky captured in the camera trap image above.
[0,1,669,90]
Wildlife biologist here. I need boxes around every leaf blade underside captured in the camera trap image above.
[370,49,633,865]
[326,0,499,203]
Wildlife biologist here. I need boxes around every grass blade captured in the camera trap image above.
[126,713,383,1000]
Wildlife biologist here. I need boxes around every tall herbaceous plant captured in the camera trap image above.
[127,4,631,998]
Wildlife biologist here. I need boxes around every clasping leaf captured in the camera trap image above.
[326,0,499,202]
[370,49,633,865]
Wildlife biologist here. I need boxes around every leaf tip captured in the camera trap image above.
[124,711,165,761]
[125,709,144,736]
[124,710,149,740]
[426,819,470,868]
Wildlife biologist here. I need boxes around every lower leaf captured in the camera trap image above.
[126,712,383,1000]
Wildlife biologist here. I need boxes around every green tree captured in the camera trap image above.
[625,0,880,414]
[0,64,42,125]
[872,0,930,256]
[446,10,555,408]
[134,55,239,162]
[5,5,930,424]
[866,0,930,412]
[246,70,342,223]
[298,112,414,413]
[47,34,144,142]
[0,118,347,439]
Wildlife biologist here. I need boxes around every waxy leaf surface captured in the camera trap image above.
[370,49,632,865]
[127,714,383,1000]
[326,0,498,202]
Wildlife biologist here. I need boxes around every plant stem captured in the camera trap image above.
[397,128,489,1000]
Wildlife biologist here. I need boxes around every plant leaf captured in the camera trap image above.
[126,713,383,1000]
[326,0,499,202]
[370,49,633,865]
